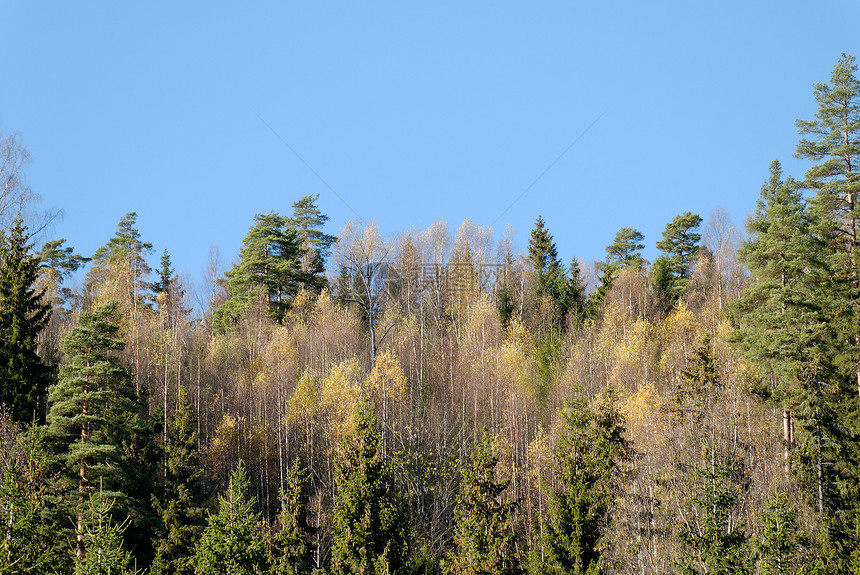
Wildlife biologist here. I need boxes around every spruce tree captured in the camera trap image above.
[330,401,408,575]
[45,302,152,559]
[151,248,174,296]
[676,445,751,575]
[0,217,52,423]
[538,387,630,575]
[150,390,206,575]
[0,423,68,574]
[443,429,520,575]
[528,216,563,296]
[74,486,141,575]
[755,492,814,575]
[564,257,587,322]
[267,459,315,575]
[194,463,266,575]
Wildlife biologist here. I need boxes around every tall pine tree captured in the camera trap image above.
[214,212,301,329]
[655,212,702,303]
[288,193,336,292]
[796,52,860,397]
[45,303,153,560]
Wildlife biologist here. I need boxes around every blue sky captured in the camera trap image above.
[2,2,858,287]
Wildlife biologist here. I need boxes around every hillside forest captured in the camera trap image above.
[1,54,859,575]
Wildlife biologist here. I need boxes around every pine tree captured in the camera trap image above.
[795,52,860,398]
[38,238,90,279]
[288,193,336,292]
[605,227,645,270]
[214,212,301,328]
[92,212,153,269]
[88,212,153,308]
[538,387,630,575]
[656,212,702,302]
[0,217,52,423]
[194,463,266,575]
[442,429,520,575]
[45,303,152,560]
[729,160,828,404]
[330,401,408,575]
[267,459,315,575]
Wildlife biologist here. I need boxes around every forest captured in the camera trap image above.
[0,53,858,575]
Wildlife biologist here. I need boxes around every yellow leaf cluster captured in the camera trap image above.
[320,358,363,443]
[501,319,534,397]
[285,369,321,425]
[621,382,662,441]
[364,348,406,408]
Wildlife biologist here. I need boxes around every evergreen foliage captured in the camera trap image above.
[539,387,630,575]
[796,52,860,410]
[0,217,52,423]
[330,401,408,575]
[730,160,828,402]
[605,228,645,270]
[45,302,153,559]
[0,422,68,574]
[194,463,266,575]
[676,445,751,575]
[38,237,90,279]
[267,459,315,575]
[74,487,141,575]
[443,429,520,575]
[91,212,154,269]
[755,492,814,575]
[152,248,175,296]
[288,194,336,292]
[151,390,206,575]
[214,212,300,328]
[656,212,702,302]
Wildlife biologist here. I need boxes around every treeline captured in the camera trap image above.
[0,53,858,574]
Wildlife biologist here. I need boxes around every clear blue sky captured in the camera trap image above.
[2,2,858,286]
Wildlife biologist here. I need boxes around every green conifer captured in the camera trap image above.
[45,302,152,559]
[151,389,206,575]
[194,463,266,575]
[443,429,520,575]
[538,387,630,575]
[214,212,301,328]
[267,459,315,575]
[330,401,408,575]
[655,212,702,301]
[0,217,52,423]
